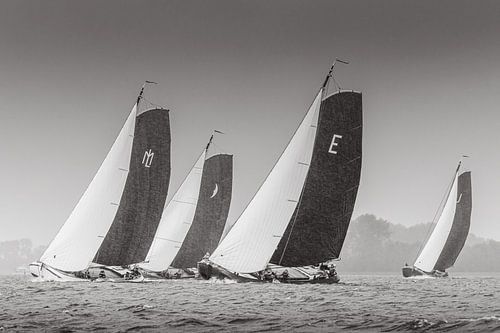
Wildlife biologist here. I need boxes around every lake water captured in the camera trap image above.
[0,273,499,332]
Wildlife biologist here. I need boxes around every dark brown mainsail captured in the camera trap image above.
[433,171,472,271]
[270,91,362,267]
[94,108,171,266]
[170,154,233,269]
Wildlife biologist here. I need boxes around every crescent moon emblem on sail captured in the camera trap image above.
[210,183,219,198]
[456,193,463,204]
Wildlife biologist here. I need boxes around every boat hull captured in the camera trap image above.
[29,262,144,282]
[402,266,448,278]
[29,262,88,282]
[197,261,340,284]
[138,267,196,280]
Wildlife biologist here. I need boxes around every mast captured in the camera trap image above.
[321,58,349,97]
[205,130,224,151]
[136,80,158,108]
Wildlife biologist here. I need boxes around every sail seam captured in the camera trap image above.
[154,237,182,243]
[172,200,197,205]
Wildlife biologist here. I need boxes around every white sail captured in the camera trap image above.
[210,90,323,273]
[414,172,459,272]
[140,151,206,271]
[40,105,137,272]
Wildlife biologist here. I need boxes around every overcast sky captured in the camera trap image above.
[1,0,500,245]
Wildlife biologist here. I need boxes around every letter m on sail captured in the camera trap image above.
[142,149,154,168]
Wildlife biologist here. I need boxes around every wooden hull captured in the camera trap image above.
[29,262,143,282]
[402,266,448,278]
[197,260,340,284]
[139,267,196,280]
[29,262,88,282]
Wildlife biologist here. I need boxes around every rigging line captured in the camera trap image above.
[206,129,225,151]
[332,77,342,91]
[136,80,157,108]
[141,96,167,110]
[323,58,349,96]
[209,130,229,156]
[413,161,461,264]
[209,142,224,157]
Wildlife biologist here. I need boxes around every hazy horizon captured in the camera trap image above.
[1,0,500,245]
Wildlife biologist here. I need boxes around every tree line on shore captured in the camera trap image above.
[337,214,500,272]
[1,214,499,274]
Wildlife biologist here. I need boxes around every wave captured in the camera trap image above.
[2,274,499,332]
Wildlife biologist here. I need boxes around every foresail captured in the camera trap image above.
[171,154,233,269]
[94,108,171,266]
[210,90,322,273]
[271,91,362,266]
[139,151,206,272]
[40,105,138,272]
[414,170,468,272]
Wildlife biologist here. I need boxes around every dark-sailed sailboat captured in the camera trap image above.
[137,133,233,279]
[29,82,171,281]
[402,159,472,278]
[198,61,362,284]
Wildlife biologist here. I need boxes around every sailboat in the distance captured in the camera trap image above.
[29,82,171,281]
[402,158,472,278]
[198,60,362,284]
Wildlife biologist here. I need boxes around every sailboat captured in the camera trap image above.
[137,133,233,279]
[402,159,472,278]
[29,82,171,281]
[198,61,362,284]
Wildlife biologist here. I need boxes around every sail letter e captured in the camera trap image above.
[142,149,154,168]
[328,134,342,154]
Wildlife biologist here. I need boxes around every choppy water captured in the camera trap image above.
[0,273,499,332]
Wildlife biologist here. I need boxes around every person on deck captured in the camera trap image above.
[98,270,106,279]
[263,268,274,282]
[281,269,289,281]
[327,264,338,278]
